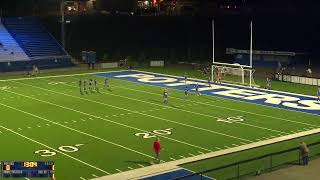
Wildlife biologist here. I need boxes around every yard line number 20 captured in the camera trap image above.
[135,128,173,139]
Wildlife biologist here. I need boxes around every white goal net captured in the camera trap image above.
[211,62,255,87]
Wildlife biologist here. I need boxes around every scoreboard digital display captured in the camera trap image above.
[1,161,54,178]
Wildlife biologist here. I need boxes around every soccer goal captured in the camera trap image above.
[211,62,256,87]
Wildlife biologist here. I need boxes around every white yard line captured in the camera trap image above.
[3,89,212,152]
[62,78,290,135]
[110,79,320,128]
[15,81,253,143]
[0,125,110,175]
[0,102,155,160]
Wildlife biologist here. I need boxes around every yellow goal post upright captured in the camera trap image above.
[211,19,254,87]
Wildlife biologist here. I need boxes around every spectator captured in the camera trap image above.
[299,141,309,165]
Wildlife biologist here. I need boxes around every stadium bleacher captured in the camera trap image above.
[0,17,72,72]
[0,23,29,62]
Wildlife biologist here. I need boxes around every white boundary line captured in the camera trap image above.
[59,77,289,135]
[109,83,320,128]
[93,127,320,180]
[13,81,253,143]
[0,125,110,175]
[0,102,155,160]
[115,70,320,117]
[0,70,127,82]
[3,89,212,152]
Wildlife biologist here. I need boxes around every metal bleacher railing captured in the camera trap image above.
[172,141,320,180]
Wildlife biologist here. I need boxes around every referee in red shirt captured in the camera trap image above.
[153,138,161,163]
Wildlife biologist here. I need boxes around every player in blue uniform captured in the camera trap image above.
[79,79,82,94]
[184,86,189,98]
[317,86,320,102]
[195,83,201,96]
[163,89,168,104]
[89,79,93,92]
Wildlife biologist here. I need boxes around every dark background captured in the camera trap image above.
[0,0,319,64]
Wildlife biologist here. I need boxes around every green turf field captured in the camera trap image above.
[0,70,319,180]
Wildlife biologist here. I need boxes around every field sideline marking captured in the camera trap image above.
[59,77,289,135]
[0,125,110,175]
[13,81,253,143]
[0,101,156,160]
[0,70,128,82]
[107,80,320,128]
[3,89,212,152]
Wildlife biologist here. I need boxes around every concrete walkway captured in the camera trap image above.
[250,158,320,180]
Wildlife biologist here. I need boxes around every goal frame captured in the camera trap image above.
[211,62,254,87]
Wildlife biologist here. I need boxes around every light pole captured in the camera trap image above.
[61,0,65,48]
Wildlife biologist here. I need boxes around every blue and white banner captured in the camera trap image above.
[97,70,320,116]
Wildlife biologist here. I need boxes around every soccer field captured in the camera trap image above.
[0,70,319,180]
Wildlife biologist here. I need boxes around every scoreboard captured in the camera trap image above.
[1,161,54,178]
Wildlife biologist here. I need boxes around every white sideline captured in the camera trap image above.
[4,89,211,152]
[92,128,320,180]
[0,101,155,160]
[0,125,110,175]
[59,77,289,135]
[13,81,253,143]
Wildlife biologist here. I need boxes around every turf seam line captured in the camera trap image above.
[0,124,110,175]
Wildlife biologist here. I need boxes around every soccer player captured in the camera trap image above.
[208,76,211,87]
[317,86,320,102]
[184,86,189,98]
[83,79,87,92]
[195,83,201,96]
[184,72,187,85]
[94,79,99,93]
[89,79,93,92]
[163,89,168,104]
[153,138,161,163]
[266,77,272,90]
[79,79,82,94]
[104,77,109,88]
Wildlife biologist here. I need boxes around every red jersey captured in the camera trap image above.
[153,140,161,153]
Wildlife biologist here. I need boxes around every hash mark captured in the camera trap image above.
[128,167,133,170]
[198,151,204,154]
[18,128,22,130]
[116,169,122,172]
[27,127,32,129]
[215,147,222,150]
[224,146,230,148]
[72,120,77,123]
[37,125,41,128]
[92,174,98,178]
[180,155,186,158]
[189,153,195,156]
[46,124,51,126]
[169,157,176,160]
[138,164,144,167]
[64,121,69,124]
[232,144,238,147]
[80,177,86,180]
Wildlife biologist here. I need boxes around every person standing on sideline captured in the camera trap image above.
[153,138,161,163]
[299,142,309,165]
[79,79,82,94]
